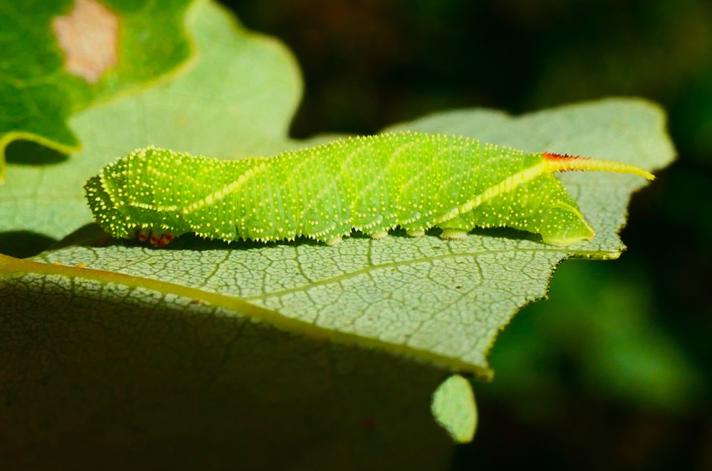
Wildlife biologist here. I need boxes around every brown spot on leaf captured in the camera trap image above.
[52,0,118,84]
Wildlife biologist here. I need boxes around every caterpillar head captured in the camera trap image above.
[84,174,135,240]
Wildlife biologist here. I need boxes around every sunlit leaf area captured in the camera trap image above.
[1,0,709,469]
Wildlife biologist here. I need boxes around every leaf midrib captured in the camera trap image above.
[244,243,619,302]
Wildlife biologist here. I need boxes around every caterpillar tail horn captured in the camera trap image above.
[542,153,655,181]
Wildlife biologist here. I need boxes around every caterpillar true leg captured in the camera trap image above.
[148,232,175,248]
[136,229,150,242]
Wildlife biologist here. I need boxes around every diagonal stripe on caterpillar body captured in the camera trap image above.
[84,131,654,247]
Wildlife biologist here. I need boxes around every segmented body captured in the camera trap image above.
[85,131,654,246]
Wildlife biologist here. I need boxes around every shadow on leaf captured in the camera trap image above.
[6,140,69,166]
[52,223,543,253]
[0,231,58,258]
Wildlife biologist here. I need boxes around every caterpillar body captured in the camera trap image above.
[84,131,654,247]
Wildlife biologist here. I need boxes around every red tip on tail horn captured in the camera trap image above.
[542,152,587,162]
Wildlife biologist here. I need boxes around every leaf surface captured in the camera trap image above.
[1,97,674,379]
[0,0,300,241]
[12,97,674,376]
[1,3,458,467]
[0,0,196,180]
[0,0,676,464]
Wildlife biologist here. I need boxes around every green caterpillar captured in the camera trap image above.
[85,131,654,247]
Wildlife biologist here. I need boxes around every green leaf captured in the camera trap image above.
[10,97,673,376]
[431,375,477,443]
[0,0,676,463]
[0,253,455,469]
[0,0,301,241]
[0,0,195,180]
[1,2,458,466]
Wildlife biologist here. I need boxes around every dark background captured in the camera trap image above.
[222,0,712,469]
